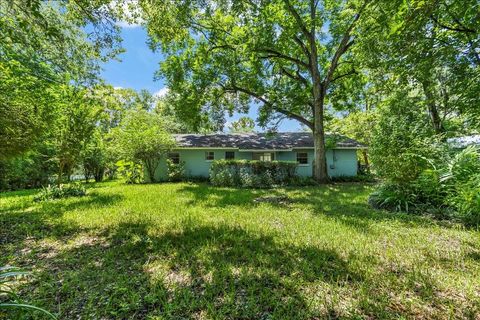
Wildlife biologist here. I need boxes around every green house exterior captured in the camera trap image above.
[152,132,364,181]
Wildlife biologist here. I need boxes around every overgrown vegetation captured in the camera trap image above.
[369,106,480,225]
[210,160,298,188]
[1,181,479,319]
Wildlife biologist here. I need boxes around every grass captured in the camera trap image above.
[1,181,479,319]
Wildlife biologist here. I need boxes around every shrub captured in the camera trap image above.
[34,182,86,202]
[167,159,186,182]
[210,160,297,188]
[369,146,480,226]
[116,160,143,184]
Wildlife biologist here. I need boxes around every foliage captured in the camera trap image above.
[441,147,480,225]
[0,1,121,159]
[369,96,441,183]
[116,160,143,184]
[114,109,175,183]
[141,0,374,182]
[53,87,105,184]
[167,159,186,182]
[210,160,297,188]
[369,146,480,226]
[228,117,256,133]
[0,266,56,319]
[0,146,56,191]
[356,0,480,134]
[82,130,107,183]
[33,183,86,202]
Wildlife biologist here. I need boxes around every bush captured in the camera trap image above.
[167,160,186,182]
[210,160,298,188]
[116,160,143,184]
[369,146,480,226]
[34,182,86,202]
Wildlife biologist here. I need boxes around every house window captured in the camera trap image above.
[225,151,235,160]
[253,152,274,161]
[205,151,215,161]
[297,152,308,165]
[168,152,180,164]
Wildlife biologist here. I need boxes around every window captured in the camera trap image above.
[296,152,308,165]
[168,152,180,164]
[205,151,215,161]
[253,152,274,161]
[225,151,235,160]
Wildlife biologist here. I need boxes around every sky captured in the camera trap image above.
[100,26,302,132]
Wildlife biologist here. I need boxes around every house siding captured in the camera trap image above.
[152,148,358,181]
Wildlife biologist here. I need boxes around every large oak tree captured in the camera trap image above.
[141,0,371,182]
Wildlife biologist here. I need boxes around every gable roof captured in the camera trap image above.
[173,132,365,150]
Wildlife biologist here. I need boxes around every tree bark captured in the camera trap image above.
[421,80,445,134]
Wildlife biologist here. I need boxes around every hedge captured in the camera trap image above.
[209,160,298,188]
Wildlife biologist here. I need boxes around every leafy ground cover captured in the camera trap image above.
[1,181,479,319]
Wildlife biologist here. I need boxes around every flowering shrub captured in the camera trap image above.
[210,160,297,188]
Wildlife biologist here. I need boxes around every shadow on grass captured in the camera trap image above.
[178,183,286,208]
[179,183,438,232]
[0,193,123,245]
[12,221,363,319]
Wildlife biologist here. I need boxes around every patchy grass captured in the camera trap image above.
[1,181,479,319]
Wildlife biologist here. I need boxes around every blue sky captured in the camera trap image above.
[100,26,302,132]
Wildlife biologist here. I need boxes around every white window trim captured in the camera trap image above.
[205,151,215,162]
[296,152,309,166]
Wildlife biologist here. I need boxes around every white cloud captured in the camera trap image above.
[154,87,169,98]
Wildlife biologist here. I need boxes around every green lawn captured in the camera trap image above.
[1,181,479,319]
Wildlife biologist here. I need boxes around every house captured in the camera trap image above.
[153,132,365,181]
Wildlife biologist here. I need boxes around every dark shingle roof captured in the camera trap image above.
[173,132,365,150]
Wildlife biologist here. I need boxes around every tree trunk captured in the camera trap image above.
[362,149,370,173]
[312,87,329,183]
[421,81,444,134]
[57,161,64,187]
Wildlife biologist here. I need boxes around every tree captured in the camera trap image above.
[228,117,256,133]
[115,109,175,183]
[52,87,104,185]
[356,0,480,135]
[141,0,373,182]
[0,0,121,159]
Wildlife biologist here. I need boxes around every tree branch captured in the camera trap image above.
[256,48,309,68]
[324,1,368,87]
[431,16,476,33]
[330,69,358,82]
[282,0,311,40]
[224,84,313,129]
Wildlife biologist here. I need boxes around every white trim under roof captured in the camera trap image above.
[173,146,366,151]
[239,149,293,152]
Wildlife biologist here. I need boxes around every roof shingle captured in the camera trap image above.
[173,132,365,149]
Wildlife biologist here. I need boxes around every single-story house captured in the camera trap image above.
[153,132,365,181]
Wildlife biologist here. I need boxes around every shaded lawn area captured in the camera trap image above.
[1,181,479,319]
